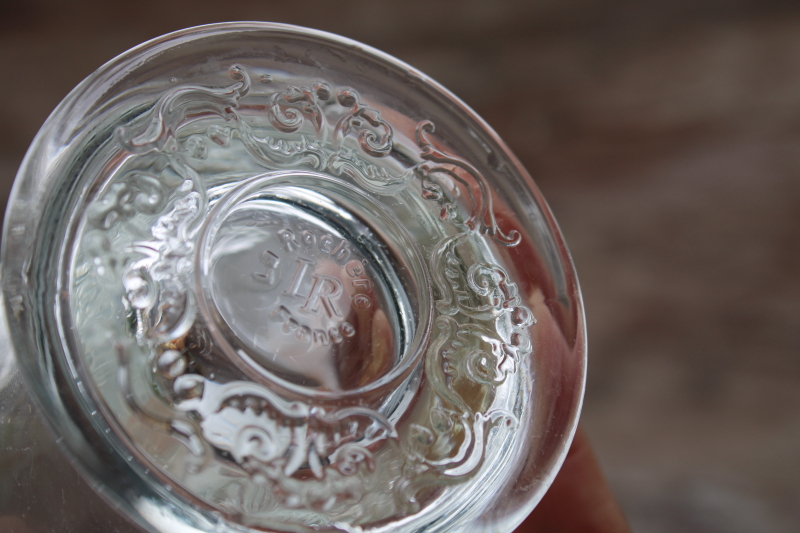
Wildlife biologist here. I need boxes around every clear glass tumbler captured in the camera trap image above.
[0,22,585,533]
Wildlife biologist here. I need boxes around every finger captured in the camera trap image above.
[515,425,631,533]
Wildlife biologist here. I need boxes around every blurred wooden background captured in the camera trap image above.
[0,1,798,531]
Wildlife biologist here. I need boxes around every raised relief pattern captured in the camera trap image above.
[86,64,535,520]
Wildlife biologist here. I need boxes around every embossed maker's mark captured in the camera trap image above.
[251,250,280,288]
[300,274,343,318]
[277,226,352,265]
[270,305,355,345]
[346,259,373,309]
[245,221,379,345]
[284,257,315,297]
[284,257,343,319]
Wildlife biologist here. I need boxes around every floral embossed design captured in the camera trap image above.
[415,121,521,246]
[268,81,332,134]
[115,65,251,154]
[96,64,537,519]
[393,231,534,500]
[334,88,393,157]
[174,377,395,477]
[171,375,394,510]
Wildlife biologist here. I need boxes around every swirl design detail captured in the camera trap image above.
[98,65,536,516]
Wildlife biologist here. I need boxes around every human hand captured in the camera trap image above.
[515,426,631,533]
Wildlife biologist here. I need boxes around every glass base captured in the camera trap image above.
[2,22,586,533]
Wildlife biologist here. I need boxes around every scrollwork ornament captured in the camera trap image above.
[335,88,394,157]
[267,81,332,134]
[415,120,522,246]
[115,65,250,154]
[173,377,396,481]
[85,63,539,522]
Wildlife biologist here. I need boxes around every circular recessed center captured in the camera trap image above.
[196,172,427,395]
